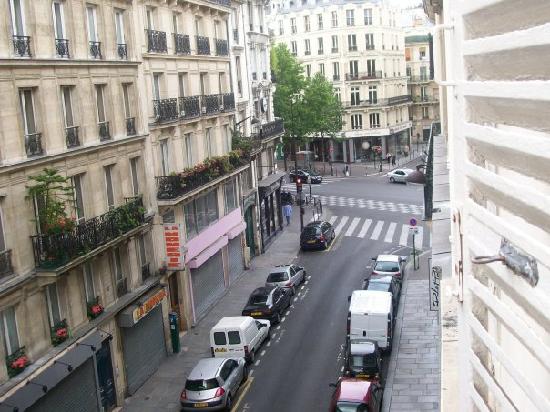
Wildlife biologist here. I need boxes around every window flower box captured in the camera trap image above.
[6,347,29,378]
[87,297,104,320]
[51,319,69,346]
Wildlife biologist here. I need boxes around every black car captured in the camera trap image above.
[241,286,292,324]
[302,169,322,184]
[344,339,383,381]
[300,221,335,250]
[362,275,401,316]
[289,169,310,183]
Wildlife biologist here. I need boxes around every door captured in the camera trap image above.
[227,236,244,284]
[168,273,184,331]
[96,340,116,411]
[244,207,255,255]
[190,251,225,319]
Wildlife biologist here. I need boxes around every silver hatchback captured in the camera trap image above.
[265,264,306,295]
[180,357,248,411]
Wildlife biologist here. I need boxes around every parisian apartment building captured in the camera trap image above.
[267,0,412,162]
[0,0,282,410]
[425,0,550,410]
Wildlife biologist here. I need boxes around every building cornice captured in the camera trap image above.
[0,58,141,68]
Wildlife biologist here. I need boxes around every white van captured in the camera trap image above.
[210,316,270,363]
[347,290,393,352]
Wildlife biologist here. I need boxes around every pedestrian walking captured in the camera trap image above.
[283,204,292,226]
[392,155,396,166]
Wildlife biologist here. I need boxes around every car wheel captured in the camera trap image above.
[241,365,249,383]
[248,350,255,364]
[225,394,232,411]
[389,177,395,183]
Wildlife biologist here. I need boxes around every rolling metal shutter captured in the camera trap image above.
[191,251,225,319]
[227,236,244,284]
[122,305,166,395]
[27,359,99,412]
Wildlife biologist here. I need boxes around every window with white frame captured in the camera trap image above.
[334,88,341,101]
[367,59,376,76]
[52,1,67,54]
[122,83,132,121]
[317,14,323,29]
[205,128,213,157]
[317,37,323,54]
[349,60,358,77]
[95,84,107,124]
[319,63,325,76]
[152,73,161,100]
[291,40,297,55]
[46,283,62,326]
[331,11,338,27]
[346,10,354,26]
[304,39,311,55]
[86,5,99,47]
[306,64,311,77]
[368,85,377,103]
[350,87,360,106]
[304,15,310,32]
[365,33,374,49]
[112,248,124,283]
[331,35,338,52]
[0,307,20,356]
[184,189,219,238]
[130,157,140,196]
[364,8,372,25]
[224,179,238,214]
[332,62,340,80]
[61,86,75,129]
[19,89,37,137]
[290,17,296,34]
[351,114,362,130]
[104,164,115,210]
[115,9,125,47]
[72,174,85,224]
[369,113,380,128]
[184,133,193,167]
[137,234,149,279]
[83,263,95,303]
[9,0,26,38]
[348,34,357,51]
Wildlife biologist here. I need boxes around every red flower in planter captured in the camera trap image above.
[55,328,68,339]
[11,356,28,370]
[91,304,103,316]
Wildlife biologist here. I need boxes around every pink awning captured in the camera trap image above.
[188,235,228,269]
[227,222,246,239]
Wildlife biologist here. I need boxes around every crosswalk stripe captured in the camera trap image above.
[334,216,349,236]
[329,216,338,225]
[384,222,397,243]
[414,226,424,249]
[358,219,372,238]
[345,217,361,237]
[399,224,409,246]
[370,221,384,240]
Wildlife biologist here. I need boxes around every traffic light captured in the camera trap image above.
[295,177,303,193]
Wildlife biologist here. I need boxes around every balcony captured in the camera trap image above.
[408,75,431,83]
[331,47,338,53]
[13,35,31,57]
[222,93,235,110]
[174,34,191,55]
[65,126,80,148]
[412,95,439,104]
[31,197,146,270]
[55,38,70,58]
[179,96,201,119]
[343,95,412,108]
[117,43,127,59]
[366,44,375,50]
[388,95,413,105]
[252,119,285,141]
[305,50,311,55]
[146,29,167,53]
[202,94,221,115]
[196,36,210,55]
[126,117,136,136]
[333,75,340,81]
[208,0,231,6]
[0,250,13,281]
[98,121,110,141]
[345,71,383,81]
[89,41,102,59]
[25,132,43,157]
[215,38,229,56]
[153,98,178,123]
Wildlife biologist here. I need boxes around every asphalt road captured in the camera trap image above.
[234,174,426,412]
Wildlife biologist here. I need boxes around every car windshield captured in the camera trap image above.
[351,353,378,369]
[374,261,400,272]
[336,402,367,412]
[249,294,268,305]
[303,226,320,235]
[267,272,288,282]
[185,378,219,391]
[367,282,390,292]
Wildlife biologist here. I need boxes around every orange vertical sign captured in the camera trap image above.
[164,224,184,270]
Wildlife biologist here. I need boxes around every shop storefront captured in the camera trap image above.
[258,172,285,252]
[190,250,225,318]
[242,191,257,257]
[227,236,244,284]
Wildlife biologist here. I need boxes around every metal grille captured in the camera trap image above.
[227,236,244,284]
[191,251,225,319]
[122,305,166,395]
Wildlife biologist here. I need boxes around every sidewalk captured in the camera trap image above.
[123,211,304,411]
[382,251,441,412]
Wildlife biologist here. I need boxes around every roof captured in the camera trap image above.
[369,276,394,284]
[339,378,373,403]
[350,341,377,355]
[376,255,400,262]
[405,34,431,44]
[270,265,290,273]
[213,316,253,329]
[188,358,225,379]
[251,286,274,296]
[349,290,392,314]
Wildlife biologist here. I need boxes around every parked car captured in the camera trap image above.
[302,169,323,184]
[386,168,414,183]
[289,169,310,183]
[265,264,306,295]
[329,378,383,412]
[210,316,270,364]
[242,286,292,323]
[345,339,383,381]
[371,255,406,281]
[300,221,335,250]
[362,275,401,316]
[180,357,248,411]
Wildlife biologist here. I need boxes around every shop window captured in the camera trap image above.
[184,189,219,238]
[224,179,238,214]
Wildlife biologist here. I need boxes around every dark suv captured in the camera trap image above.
[300,221,335,250]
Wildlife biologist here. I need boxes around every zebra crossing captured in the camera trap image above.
[322,215,427,249]
[281,176,351,191]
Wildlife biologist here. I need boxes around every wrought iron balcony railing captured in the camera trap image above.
[117,43,127,59]
[215,38,229,56]
[252,119,284,141]
[408,75,431,83]
[412,95,439,103]
[55,38,70,58]
[126,117,136,136]
[343,95,412,108]
[179,96,201,119]
[222,93,235,111]
[13,35,31,57]
[208,0,230,6]
[153,98,178,123]
[146,29,167,53]
[202,94,221,115]
[0,250,14,281]
[366,44,375,50]
[65,126,80,148]
[174,34,191,55]
[388,95,413,105]
[89,41,102,59]
[25,132,43,157]
[345,71,383,81]
[98,121,110,141]
[31,196,146,270]
[196,36,210,55]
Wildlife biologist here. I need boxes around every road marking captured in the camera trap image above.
[305,280,309,285]
[249,370,254,376]
[285,310,290,316]
[357,219,372,238]
[281,316,286,323]
[399,224,409,246]
[300,285,305,290]
[231,377,254,412]
[341,366,344,372]
[370,220,384,240]
[276,325,281,330]
[345,217,361,237]
[260,350,266,356]
[329,215,338,225]
[334,216,349,236]
[384,222,397,243]
[266,341,271,347]
[254,359,260,366]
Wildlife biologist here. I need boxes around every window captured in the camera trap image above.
[19,89,37,136]
[122,83,132,120]
[291,40,297,55]
[0,307,20,356]
[290,17,296,34]
[332,62,340,80]
[228,331,241,345]
[304,39,311,55]
[0,203,5,253]
[52,1,66,41]
[152,73,161,100]
[112,248,124,282]
[365,33,374,49]
[184,190,219,238]
[317,37,323,54]
[420,47,426,59]
[367,59,376,76]
[130,157,140,195]
[346,10,354,26]
[364,8,372,25]
[304,15,310,32]
[420,66,428,80]
[334,88,341,101]
[351,114,362,130]
[104,164,115,210]
[138,235,149,278]
[368,85,377,103]
[115,9,125,46]
[184,133,193,167]
[46,283,62,326]
[205,128,213,157]
[146,8,154,30]
[224,179,237,214]
[319,63,325,75]
[178,73,187,99]
[348,34,357,51]
[199,73,208,95]
[86,5,98,43]
[351,87,360,106]
[331,35,338,52]
[9,0,26,37]
[172,12,179,34]
[317,14,323,29]
[61,86,74,128]
[331,11,338,27]
[95,84,106,123]
[306,64,311,78]
[72,174,85,223]
[369,113,380,128]
[160,139,170,175]
[349,60,358,77]
[83,263,95,303]
[422,106,429,119]
[279,20,283,35]
[214,332,226,345]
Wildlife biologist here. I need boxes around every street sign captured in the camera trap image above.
[409,218,417,226]
[409,226,419,235]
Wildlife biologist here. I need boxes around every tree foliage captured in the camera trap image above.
[303,73,344,139]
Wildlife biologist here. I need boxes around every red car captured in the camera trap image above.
[329,378,383,412]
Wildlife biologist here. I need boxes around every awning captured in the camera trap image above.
[258,172,284,197]
[227,222,246,239]
[188,235,228,269]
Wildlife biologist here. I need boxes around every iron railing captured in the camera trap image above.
[55,38,70,58]
[408,75,431,83]
[343,95,412,108]
[196,36,210,55]
[252,119,285,141]
[252,72,257,81]
[117,43,127,59]
[98,121,110,141]
[25,132,43,157]
[202,94,220,115]
[345,71,383,81]
[366,44,375,50]
[65,126,80,148]
[388,95,413,105]
[215,38,229,56]
[0,250,13,281]
[13,35,31,57]
[153,98,178,123]
[89,41,102,59]
[413,95,439,103]
[179,96,201,119]
[31,197,146,270]
[155,94,234,123]
[208,0,230,6]
[174,34,191,55]
[222,93,235,111]
[146,29,167,53]
[126,117,136,136]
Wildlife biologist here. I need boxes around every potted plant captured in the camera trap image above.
[87,297,104,320]
[51,319,69,346]
[6,347,29,378]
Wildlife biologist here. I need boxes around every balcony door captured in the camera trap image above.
[61,86,74,128]
[152,73,161,101]
[95,85,106,123]
[115,10,125,45]
[86,6,98,43]
[0,205,5,253]
[9,0,26,36]
[52,2,66,40]
[349,60,358,78]
[367,59,376,76]
[19,89,36,136]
